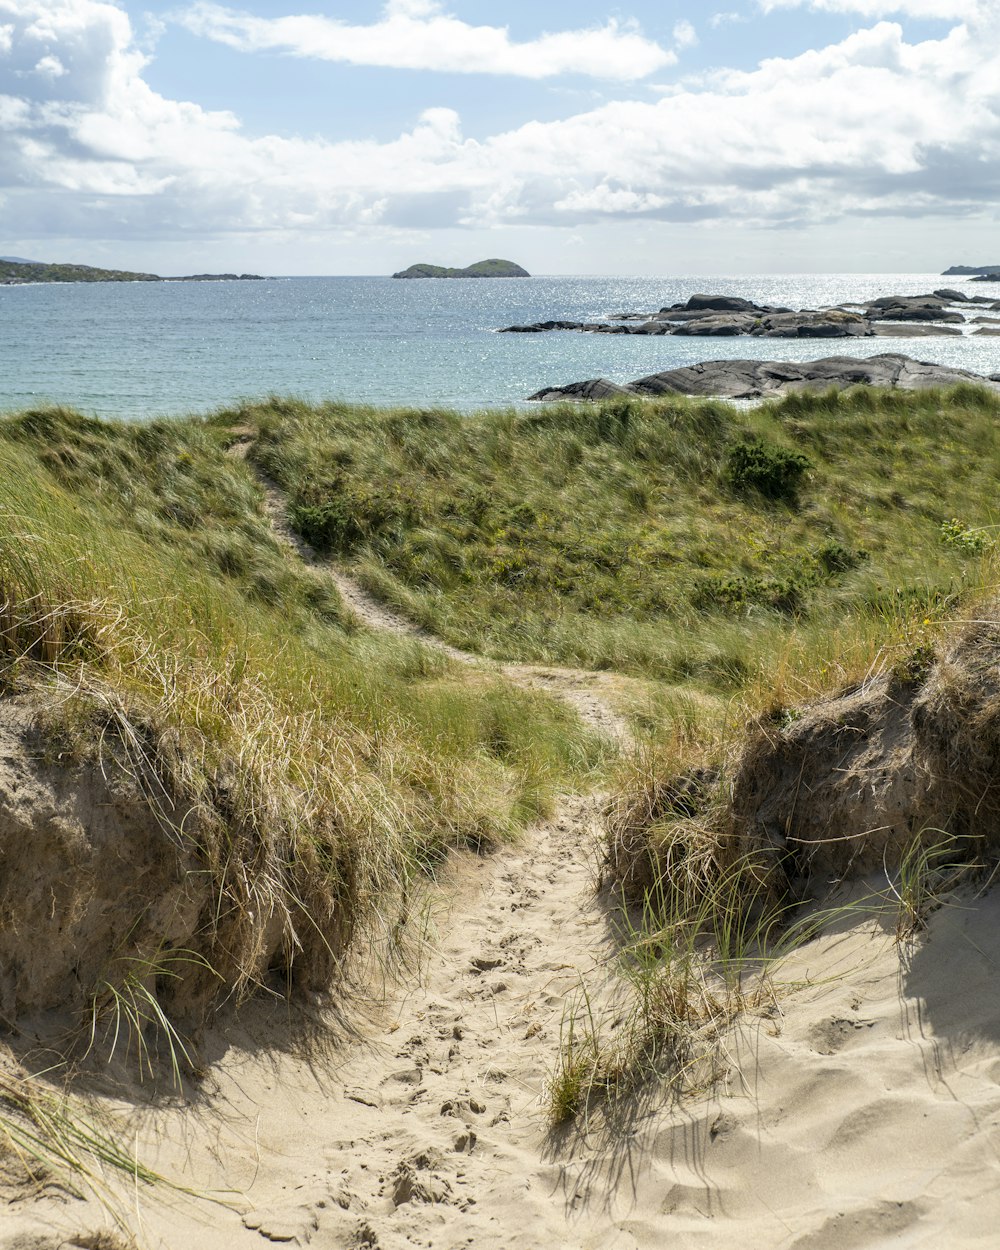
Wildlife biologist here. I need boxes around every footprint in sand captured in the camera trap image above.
[808,1016,876,1055]
[242,1186,352,1244]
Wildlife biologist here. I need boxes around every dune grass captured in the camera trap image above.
[5,385,1000,1137]
[0,406,606,1029]
[0,404,613,1221]
[232,386,1000,689]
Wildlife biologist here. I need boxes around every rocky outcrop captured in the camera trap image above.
[528,353,1000,403]
[503,291,1000,339]
[943,264,1000,275]
[527,377,634,401]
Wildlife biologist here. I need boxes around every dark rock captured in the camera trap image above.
[871,307,965,323]
[499,320,588,333]
[678,293,763,313]
[869,323,963,337]
[505,291,975,340]
[528,354,1000,403]
[670,312,760,336]
[864,296,965,322]
[758,310,871,338]
[934,288,968,301]
[584,322,655,335]
[526,377,633,402]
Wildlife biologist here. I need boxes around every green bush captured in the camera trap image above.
[292,481,417,553]
[940,518,992,555]
[724,438,812,503]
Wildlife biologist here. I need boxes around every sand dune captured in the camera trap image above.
[6,817,1000,1249]
[6,449,1000,1250]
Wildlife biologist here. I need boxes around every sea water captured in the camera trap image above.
[1,273,998,420]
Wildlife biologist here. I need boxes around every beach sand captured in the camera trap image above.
[6,799,1000,1250]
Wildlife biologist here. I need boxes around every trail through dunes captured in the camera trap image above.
[5,442,1000,1249]
[231,435,632,747]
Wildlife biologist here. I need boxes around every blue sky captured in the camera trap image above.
[0,1,995,274]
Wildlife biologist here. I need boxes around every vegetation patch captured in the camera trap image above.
[723,436,812,502]
[0,407,604,1050]
[235,386,1000,688]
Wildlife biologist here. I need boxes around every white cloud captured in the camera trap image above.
[711,12,749,26]
[673,19,699,48]
[34,54,67,76]
[758,0,982,17]
[0,0,998,250]
[173,1,678,82]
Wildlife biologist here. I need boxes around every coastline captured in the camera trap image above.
[2,272,1000,420]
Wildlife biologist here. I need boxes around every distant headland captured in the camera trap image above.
[0,258,266,285]
[392,258,530,279]
[942,264,1000,276]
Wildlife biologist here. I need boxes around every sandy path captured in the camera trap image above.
[223,792,622,1250]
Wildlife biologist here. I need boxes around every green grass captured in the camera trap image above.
[0,406,606,1033]
[235,386,1000,691]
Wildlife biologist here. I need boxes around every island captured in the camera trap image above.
[942,264,1000,275]
[392,258,530,279]
[0,258,266,284]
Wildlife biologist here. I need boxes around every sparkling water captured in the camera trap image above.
[1,273,998,420]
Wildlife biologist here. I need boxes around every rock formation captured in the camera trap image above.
[528,353,1000,403]
[503,291,1000,340]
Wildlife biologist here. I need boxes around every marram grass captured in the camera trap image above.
[235,385,1000,688]
[0,406,606,1024]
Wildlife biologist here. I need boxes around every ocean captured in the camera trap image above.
[2,272,998,420]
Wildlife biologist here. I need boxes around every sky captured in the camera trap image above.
[0,0,996,274]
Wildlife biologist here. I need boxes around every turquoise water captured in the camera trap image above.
[2,273,998,419]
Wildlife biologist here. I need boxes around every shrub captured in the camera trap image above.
[816,540,868,575]
[724,437,812,503]
[940,518,992,555]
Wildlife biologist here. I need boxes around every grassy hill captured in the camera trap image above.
[5,385,1000,1193]
[0,407,602,1023]
[241,385,1000,700]
[0,259,160,283]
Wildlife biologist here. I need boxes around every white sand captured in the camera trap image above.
[7,810,1000,1250]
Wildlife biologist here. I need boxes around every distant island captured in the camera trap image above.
[0,258,265,285]
[942,264,1000,276]
[392,258,530,279]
